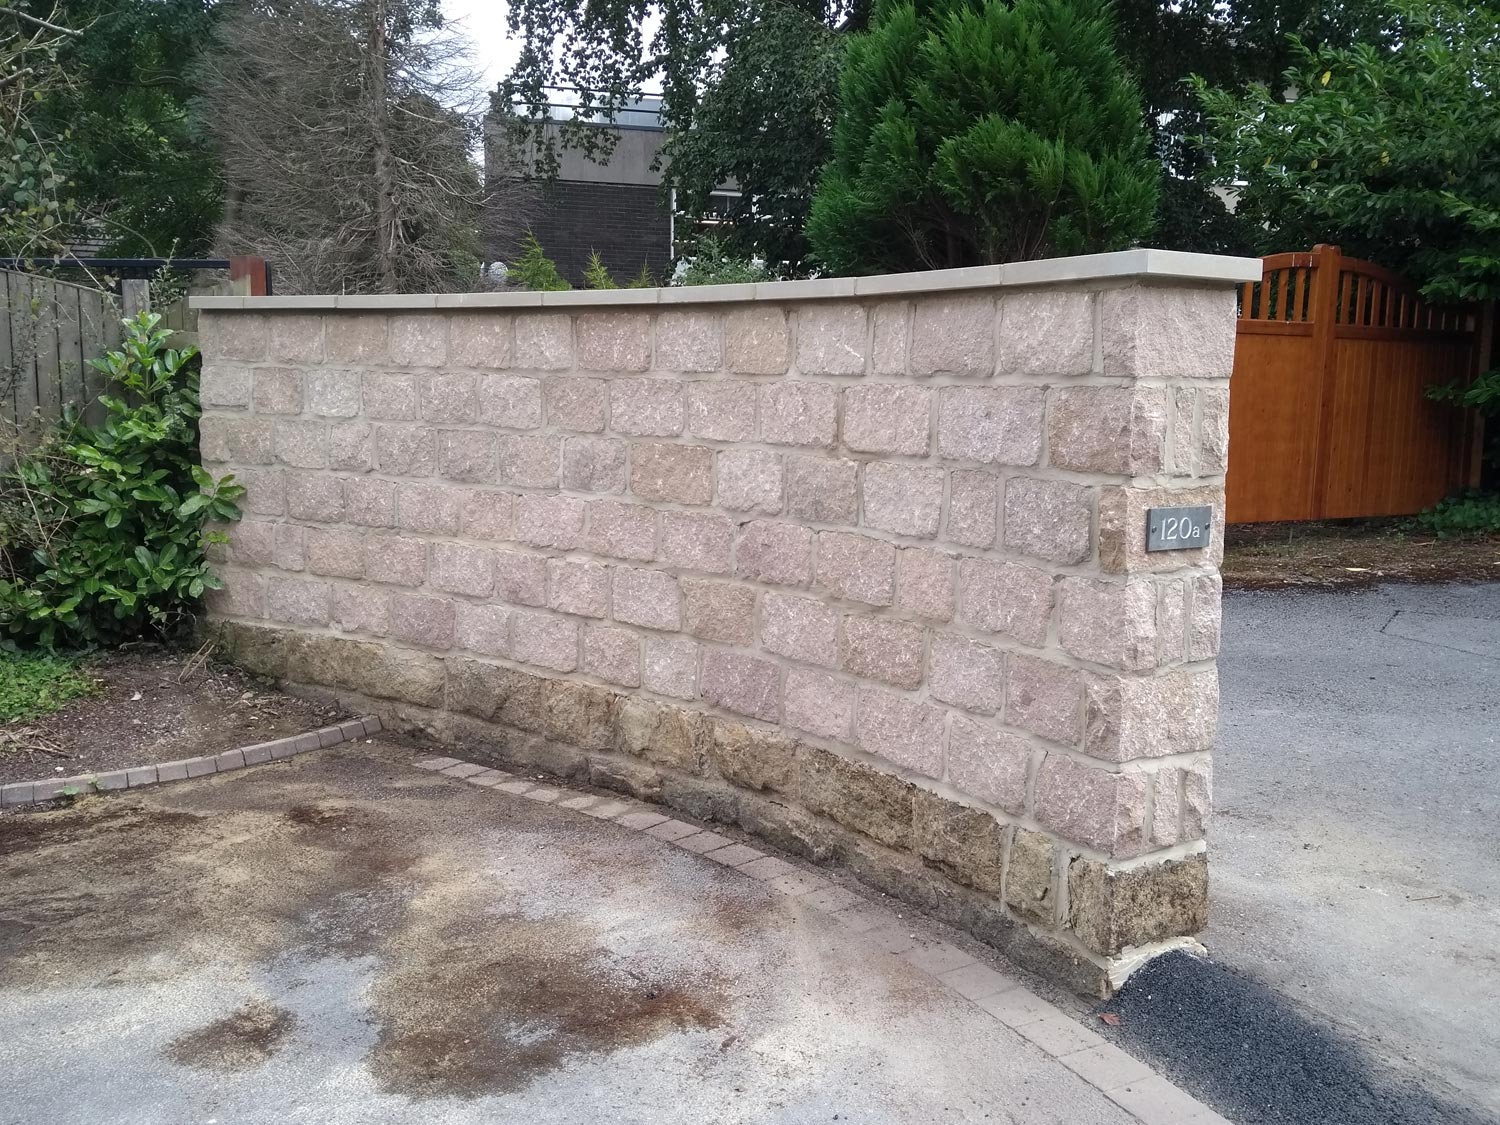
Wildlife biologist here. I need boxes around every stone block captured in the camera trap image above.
[454,603,511,657]
[913,791,1004,893]
[761,591,839,668]
[1047,386,1166,475]
[265,578,331,626]
[724,307,789,374]
[643,635,699,700]
[863,462,944,538]
[1005,829,1057,926]
[514,494,585,550]
[201,312,267,361]
[1102,285,1236,379]
[709,721,797,794]
[1033,754,1147,856]
[1007,654,1084,746]
[928,632,1004,714]
[945,470,998,548]
[856,689,944,778]
[365,534,427,587]
[760,381,837,447]
[238,468,286,515]
[1067,853,1209,956]
[324,314,387,364]
[329,422,373,471]
[657,310,722,372]
[458,489,513,541]
[896,548,954,620]
[389,314,447,366]
[1158,578,1187,665]
[307,370,361,418]
[735,520,812,586]
[334,585,389,635]
[304,527,365,579]
[1151,767,1182,846]
[937,386,1045,466]
[1097,484,1224,575]
[871,301,909,374]
[253,368,304,414]
[201,364,252,407]
[612,567,680,630]
[446,657,546,728]
[686,380,756,441]
[341,479,392,529]
[547,558,609,617]
[449,313,513,369]
[228,520,275,565]
[498,434,561,488]
[629,442,712,505]
[700,651,780,721]
[1183,759,1211,838]
[946,716,1030,815]
[840,615,925,689]
[682,579,756,645]
[796,303,866,376]
[911,294,995,378]
[785,455,857,524]
[1084,667,1218,762]
[582,625,642,686]
[420,373,477,424]
[576,311,651,371]
[1168,386,1196,477]
[1199,387,1230,474]
[544,376,606,432]
[842,385,931,455]
[563,436,627,493]
[610,378,683,435]
[587,499,657,560]
[493,549,548,607]
[286,472,344,522]
[511,610,579,671]
[201,416,274,465]
[439,429,498,483]
[430,541,494,597]
[956,558,1054,646]
[390,593,455,649]
[715,449,783,513]
[477,374,543,429]
[268,315,324,364]
[222,622,289,678]
[783,668,855,741]
[395,483,461,535]
[660,511,734,574]
[616,696,708,773]
[376,425,437,476]
[997,289,1095,376]
[544,678,618,749]
[799,746,915,849]
[1057,577,1160,671]
[514,314,573,369]
[207,571,264,618]
[1004,477,1094,565]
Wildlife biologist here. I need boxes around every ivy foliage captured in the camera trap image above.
[0,314,244,650]
[807,0,1159,274]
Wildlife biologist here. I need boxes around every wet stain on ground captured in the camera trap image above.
[285,801,358,828]
[165,999,297,1071]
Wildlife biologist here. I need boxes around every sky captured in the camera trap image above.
[442,0,523,95]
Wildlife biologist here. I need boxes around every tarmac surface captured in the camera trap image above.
[0,741,1149,1125]
[1101,582,1500,1124]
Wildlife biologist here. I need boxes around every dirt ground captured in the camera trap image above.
[0,646,348,785]
[1222,522,1500,591]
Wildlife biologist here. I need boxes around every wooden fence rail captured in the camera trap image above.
[1226,244,1488,524]
[1,270,123,435]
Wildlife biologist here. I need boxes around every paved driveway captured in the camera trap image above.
[1105,582,1500,1125]
[0,742,1203,1125]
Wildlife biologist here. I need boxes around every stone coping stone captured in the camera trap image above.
[191,250,1262,313]
[0,716,382,808]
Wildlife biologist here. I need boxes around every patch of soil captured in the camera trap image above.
[164,999,297,1071]
[1223,522,1500,591]
[0,645,349,786]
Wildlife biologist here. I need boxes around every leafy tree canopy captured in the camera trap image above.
[806,0,1159,274]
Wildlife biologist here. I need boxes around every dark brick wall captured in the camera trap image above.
[501,181,673,287]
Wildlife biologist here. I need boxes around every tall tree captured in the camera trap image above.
[198,0,487,293]
[1,3,81,256]
[806,0,1158,273]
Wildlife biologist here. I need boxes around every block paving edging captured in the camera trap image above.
[0,715,383,808]
[411,750,1231,1125]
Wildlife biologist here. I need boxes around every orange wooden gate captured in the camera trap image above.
[1226,245,1487,524]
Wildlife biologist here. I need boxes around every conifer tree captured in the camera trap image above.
[806,0,1159,274]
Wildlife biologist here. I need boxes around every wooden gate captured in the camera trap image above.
[1226,245,1487,524]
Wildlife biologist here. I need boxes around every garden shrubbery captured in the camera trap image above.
[0,313,243,649]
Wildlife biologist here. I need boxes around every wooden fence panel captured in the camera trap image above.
[2,269,124,437]
[1226,245,1485,524]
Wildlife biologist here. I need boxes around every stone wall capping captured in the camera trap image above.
[192,249,1261,313]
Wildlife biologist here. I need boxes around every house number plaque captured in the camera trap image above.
[1145,506,1212,552]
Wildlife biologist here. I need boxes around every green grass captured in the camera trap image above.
[0,651,96,724]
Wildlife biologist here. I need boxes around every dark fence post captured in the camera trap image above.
[229,256,271,297]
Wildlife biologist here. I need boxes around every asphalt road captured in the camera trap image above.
[1103,582,1500,1124]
